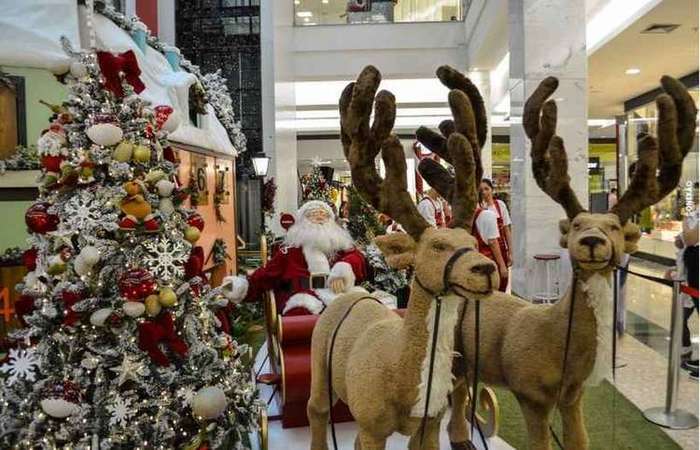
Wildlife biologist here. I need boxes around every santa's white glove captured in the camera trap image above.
[221,275,249,304]
[328,262,356,294]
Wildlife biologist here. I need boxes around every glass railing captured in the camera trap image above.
[293,0,464,26]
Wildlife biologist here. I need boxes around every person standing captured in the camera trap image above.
[417,188,445,228]
[479,179,513,267]
[472,207,508,291]
[608,187,619,209]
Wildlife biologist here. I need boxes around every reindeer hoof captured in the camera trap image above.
[450,442,477,450]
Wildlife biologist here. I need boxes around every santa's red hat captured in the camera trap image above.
[296,200,334,222]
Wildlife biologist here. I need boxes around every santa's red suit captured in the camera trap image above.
[223,201,366,315]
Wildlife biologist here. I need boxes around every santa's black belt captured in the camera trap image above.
[297,273,328,290]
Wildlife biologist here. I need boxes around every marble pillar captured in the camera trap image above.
[508,0,588,298]
[261,0,298,235]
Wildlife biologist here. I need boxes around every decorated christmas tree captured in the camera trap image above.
[0,45,260,448]
[346,186,385,245]
[301,159,334,206]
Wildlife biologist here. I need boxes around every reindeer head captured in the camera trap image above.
[524,76,697,272]
[340,66,498,298]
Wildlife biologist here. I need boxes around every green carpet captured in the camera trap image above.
[493,381,681,450]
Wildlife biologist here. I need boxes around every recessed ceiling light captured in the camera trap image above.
[297,11,313,18]
[304,17,310,22]
[294,0,300,4]
[322,0,329,3]
[625,68,641,75]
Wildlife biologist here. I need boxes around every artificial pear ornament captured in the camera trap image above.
[132,144,152,163]
[145,294,162,316]
[184,226,201,243]
[158,287,177,307]
[113,141,134,162]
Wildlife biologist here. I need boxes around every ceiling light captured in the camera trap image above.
[304,17,310,22]
[294,0,300,4]
[322,0,329,3]
[296,11,313,18]
[625,68,641,75]
[641,23,680,34]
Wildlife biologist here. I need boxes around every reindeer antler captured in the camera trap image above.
[523,77,585,220]
[339,66,430,239]
[611,76,698,223]
[414,67,484,229]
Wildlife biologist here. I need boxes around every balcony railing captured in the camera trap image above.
[293,0,465,26]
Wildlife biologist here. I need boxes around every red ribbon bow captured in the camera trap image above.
[96,50,146,98]
[138,312,188,367]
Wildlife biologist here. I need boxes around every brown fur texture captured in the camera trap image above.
[449,75,696,450]
[308,66,499,450]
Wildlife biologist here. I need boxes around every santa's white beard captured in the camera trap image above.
[284,218,354,255]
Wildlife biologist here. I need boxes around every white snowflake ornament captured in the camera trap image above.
[108,394,134,427]
[1,348,39,385]
[140,235,190,283]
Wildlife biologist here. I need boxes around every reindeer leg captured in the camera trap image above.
[408,417,442,450]
[517,396,552,450]
[357,430,387,450]
[308,342,332,450]
[447,377,471,448]
[558,388,589,450]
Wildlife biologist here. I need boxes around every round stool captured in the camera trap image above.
[532,254,561,304]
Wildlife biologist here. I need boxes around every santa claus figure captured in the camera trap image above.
[223,200,366,315]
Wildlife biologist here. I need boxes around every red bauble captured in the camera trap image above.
[163,146,177,164]
[187,213,205,232]
[14,295,36,327]
[25,203,59,234]
[118,268,156,300]
[41,155,64,173]
[22,248,38,271]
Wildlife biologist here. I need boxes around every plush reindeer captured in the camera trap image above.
[441,75,697,450]
[307,65,499,450]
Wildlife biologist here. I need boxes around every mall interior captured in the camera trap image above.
[0,0,698,449]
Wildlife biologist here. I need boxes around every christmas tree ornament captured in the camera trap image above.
[89,308,113,327]
[37,130,66,156]
[119,268,156,300]
[77,246,100,267]
[191,386,227,419]
[22,248,38,271]
[107,394,134,427]
[79,160,95,182]
[154,105,181,133]
[138,312,188,366]
[110,355,147,385]
[132,144,151,163]
[163,145,177,164]
[186,212,205,232]
[25,203,59,234]
[123,301,145,317]
[119,181,153,230]
[156,179,176,217]
[144,295,162,317]
[184,226,201,243]
[0,348,39,385]
[69,60,87,78]
[113,141,134,162]
[141,236,189,282]
[143,214,161,233]
[39,381,82,419]
[41,154,64,172]
[96,50,146,97]
[86,116,123,147]
[184,247,204,280]
[145,169,167,185]
[61,290,83,326]
[158,287,177,307]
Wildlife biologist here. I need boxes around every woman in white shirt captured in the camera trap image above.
[472,207,508,291]
[479,179,513,267]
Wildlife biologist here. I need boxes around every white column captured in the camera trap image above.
[261,0,298,235]
[157,0,176,46]
[509,0,588,298]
